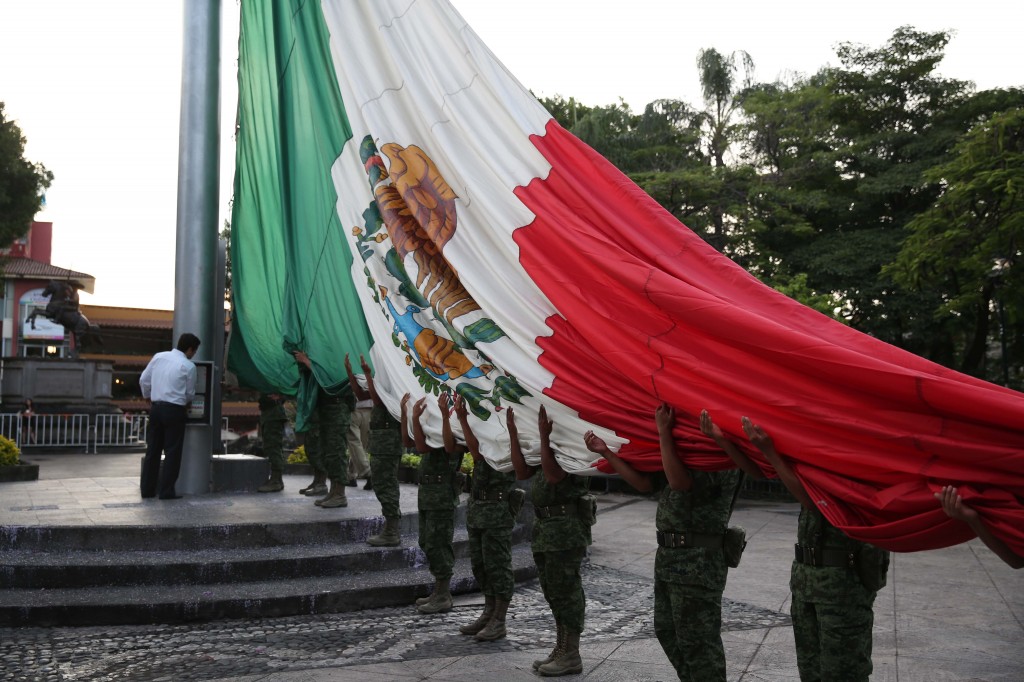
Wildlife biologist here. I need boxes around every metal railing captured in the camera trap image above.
[1,412,150,453]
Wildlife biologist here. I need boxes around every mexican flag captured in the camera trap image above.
[228,0,1024,554]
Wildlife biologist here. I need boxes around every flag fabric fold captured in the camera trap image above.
[229,0,1024,555]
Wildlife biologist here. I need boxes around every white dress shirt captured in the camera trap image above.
[140,349,197,405]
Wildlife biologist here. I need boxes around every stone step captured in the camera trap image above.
[0,523,532,589]
[0,504,475,551]
[0,545,539,627]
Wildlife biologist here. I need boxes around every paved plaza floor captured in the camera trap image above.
[1,451,1022,681]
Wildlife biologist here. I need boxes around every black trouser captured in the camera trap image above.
[141,401,187,498]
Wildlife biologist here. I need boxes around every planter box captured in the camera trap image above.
[0,463,40,483]
[284,463,313,476]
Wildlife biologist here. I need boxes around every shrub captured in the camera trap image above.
[0,435,21,466]
[287,445,308,464]
[460,452,474,474]
[400,453,421,469]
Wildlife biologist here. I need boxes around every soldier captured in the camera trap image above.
[409,393,462,614]
[345,354,404,547]
[724,416,889,682]
[508,405,592,678]
[256,393,288,493]
[453,395,518,641]
[584,405,743,681]
[292,350,354,508]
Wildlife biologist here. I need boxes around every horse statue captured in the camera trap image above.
[25,279,103,356]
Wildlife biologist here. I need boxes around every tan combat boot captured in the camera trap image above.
[537,630,582,677]
[257,470,284,493]
[299,471,327,496]
[366,517,401,547]
[474,597,510,641]
[417,577,453,614]
[315,479,348,508]
[533,621,564,670]
[459,595,495,636]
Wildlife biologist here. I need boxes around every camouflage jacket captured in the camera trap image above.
[367,404,401,458]
[654,469,741,588]
[467,462,516,530]
[531,472,592,552]
[417,447,460,511]
[790,507,883,603]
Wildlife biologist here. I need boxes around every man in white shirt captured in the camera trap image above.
[139,333,201,499]
[346,373,374,490]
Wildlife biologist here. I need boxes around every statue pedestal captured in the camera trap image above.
[1,357,115,412]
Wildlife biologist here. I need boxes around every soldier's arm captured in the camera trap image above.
[584,430,652,493]
[538,406,567,486]
[344,354,371,402]
[360,355,383,407]
[936,485,1024,569]
[657,403,693,492]
[438,393,457,454]
[411,397,429,454]
[506,407,534,481]
[454,396,482,462]
[741,417,814,509]
[399,393,414,449]
[701,409,759,478]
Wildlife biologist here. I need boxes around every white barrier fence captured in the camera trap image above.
[2,413,151,453]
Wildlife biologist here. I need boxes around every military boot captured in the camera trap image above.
[315,479,348,508]
[459,595,495,635]
[366,517,401,547]
[257,470,284,493]
[299,471,328,496]
[474,597,510,641]
[533,621,564,670]
[537,630,582,677]
[416,577,453,614]
[415,577,439,606]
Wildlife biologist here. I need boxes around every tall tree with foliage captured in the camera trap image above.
[888,107,1024,383]
[0,102,52,248]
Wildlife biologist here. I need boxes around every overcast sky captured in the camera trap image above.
[1,0,1021,309]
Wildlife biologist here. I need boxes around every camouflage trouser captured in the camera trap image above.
[346,407,372,479]
[791,593,876,681]
[370,451,401,519]
[261,418,286,473]
[418,508,455,580]
[304,400,350,483]
[654,580,726,681]
[534,547,586,634]
[469,526,514,601]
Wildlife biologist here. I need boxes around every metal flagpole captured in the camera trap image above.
[173,0,221,494]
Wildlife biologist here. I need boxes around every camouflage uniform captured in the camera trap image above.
[791,508,889,682]
[368,404,402,519]
[467,463,517,601]
[654,470,742,681]
[418,447,461,580]
[257,395,288,474]
[531,472,592,635]
[303,387,353,483]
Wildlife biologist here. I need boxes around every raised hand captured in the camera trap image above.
[741,417,774,454]
[360,354,372,374]
[506,406,518,436]
[584,430,610,455]
[699,409,724,441]
[538,405,553,439]
[344,353,353,373]
[413,397,427,419]
[437,392,451,415]
[655,403,675,433]
[453,395,469,421]
[935,485,979,524]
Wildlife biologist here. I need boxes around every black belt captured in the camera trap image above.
[420,474,450,485]
[656,530,724,549]
[152,401,186,408]
[535,500,579,519]
[794,544,855,568]
[473,489,507,502]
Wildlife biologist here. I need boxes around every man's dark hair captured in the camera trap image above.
[176,333,201,353]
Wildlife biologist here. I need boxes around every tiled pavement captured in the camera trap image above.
[1,451,1022,681]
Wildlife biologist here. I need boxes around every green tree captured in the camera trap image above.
[888,107,1024,382]
[0,102,52,247]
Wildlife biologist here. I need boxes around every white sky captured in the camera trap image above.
[1,0,1021,309]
